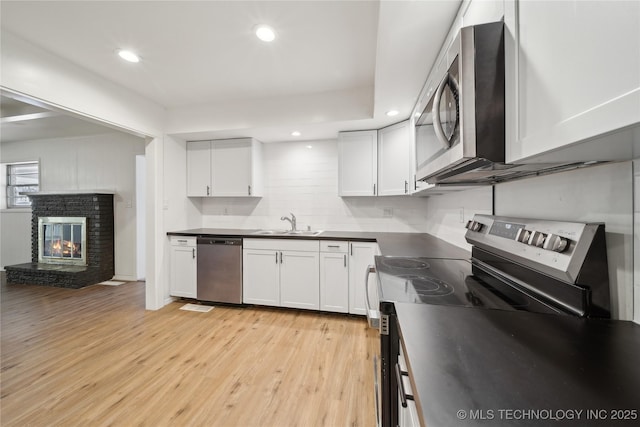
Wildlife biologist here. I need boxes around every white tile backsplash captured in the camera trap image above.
[200,140,431,232]
[495,161,635,321]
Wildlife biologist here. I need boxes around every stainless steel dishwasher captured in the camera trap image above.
[196,237,242,304]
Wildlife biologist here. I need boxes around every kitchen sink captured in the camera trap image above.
[251,229,323,236]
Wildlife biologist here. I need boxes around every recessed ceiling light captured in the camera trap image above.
[306,145,313,149]
[117,49,140,63]
[255,25,276,42]
[291,131,301,137]
[386,110,399,117]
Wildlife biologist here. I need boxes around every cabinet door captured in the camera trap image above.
[280,250,320,310]
[170,245,197,298]
[338,130,378,196]
[211,139,253,197]
[186,140,211,197]
[348,242,379,315]
[378,121,412,196]
[243,249,280,306]
[320,252,349,313]
[506,0,640,162]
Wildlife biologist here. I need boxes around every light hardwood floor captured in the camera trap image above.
[0,277,379,426]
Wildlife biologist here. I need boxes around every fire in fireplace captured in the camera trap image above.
[38,217,87,266]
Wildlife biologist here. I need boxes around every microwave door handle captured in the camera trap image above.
[432,73,457,149]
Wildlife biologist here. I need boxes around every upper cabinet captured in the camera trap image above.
[186,140,212,197]
[187,138,263,197]
[338,122,418,197]
[378,121,412,196]
[338,130,378,196]
[504,0,640,163]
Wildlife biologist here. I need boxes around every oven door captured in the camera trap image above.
[365,265,380,328]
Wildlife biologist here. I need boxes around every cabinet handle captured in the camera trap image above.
[279,251,283,264]
[395,363,414,408]
[373,183,376,195]
[350,243,353,256]
[206,185,210,196]
[248,185,251,196]
[275,252,278,264]
[404,180,408,194]
[177,239,187,243]
[192,248,195,259]
[328,245,340,248]
[344,254,347,267]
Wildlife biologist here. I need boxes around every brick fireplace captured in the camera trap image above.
[5,193,115,288]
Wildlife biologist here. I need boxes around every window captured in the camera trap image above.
[6,162,39,208]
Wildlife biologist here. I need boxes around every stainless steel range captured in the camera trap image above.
[374,215,611,427]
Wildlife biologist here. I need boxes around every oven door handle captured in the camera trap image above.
[364,265,380,328]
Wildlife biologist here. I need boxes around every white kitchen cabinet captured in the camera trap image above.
[169,237,197,298]
[243,239,319,310]
[338,130,378,196]
[378,120,412,196]
[505,0,640,163]
[348,241,380,316]
[319,241,349,313]
[461,0,504,27]
[242,248,280,306]
[186,140,211,197]
[280,250,320,310]
[186,138,263,197]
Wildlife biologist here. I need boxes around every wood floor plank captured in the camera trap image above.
[0,277,379,426]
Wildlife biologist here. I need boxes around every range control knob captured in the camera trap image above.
[543,234,569,253]
[465,221,483,232]
[515,228,531,243]
[528,231,547,247]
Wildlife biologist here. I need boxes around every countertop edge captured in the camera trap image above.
[166,229,471,259]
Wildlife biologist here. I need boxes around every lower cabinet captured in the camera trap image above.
[348,241,380,315]
[320,241,350,313]
[242,248,280,306]
[243,238,320,310]
[234,237,379,316]
[280,250,320,310]
[169,236,197,298]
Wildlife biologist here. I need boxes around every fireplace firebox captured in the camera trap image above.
[38,217,87,265]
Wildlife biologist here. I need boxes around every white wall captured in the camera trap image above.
[0,132,145,280]
[162,135,201,303]
[199,139,430,232]
[423,187,493,252]
[494,162,634,321]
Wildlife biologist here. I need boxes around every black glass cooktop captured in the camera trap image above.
[375,256,562,314]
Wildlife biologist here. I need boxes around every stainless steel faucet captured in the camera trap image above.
[280,213,297,231]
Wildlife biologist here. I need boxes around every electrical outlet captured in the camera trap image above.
[383,207,393,218]
[459,207,465,223]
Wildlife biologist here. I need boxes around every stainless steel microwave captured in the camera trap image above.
[415,21,506,184]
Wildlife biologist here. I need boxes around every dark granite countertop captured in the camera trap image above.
[167,229,470,259]
[395,302,640,426]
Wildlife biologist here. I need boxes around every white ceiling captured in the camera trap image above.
[0,0,461,143]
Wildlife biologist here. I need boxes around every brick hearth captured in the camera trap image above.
[5,193,115,288]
